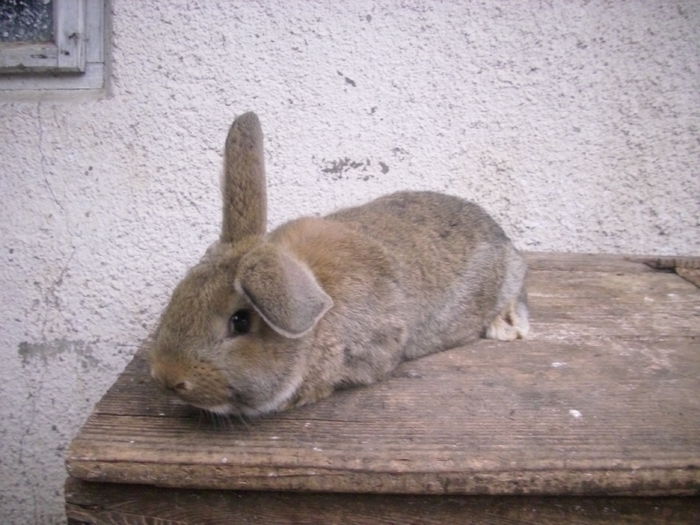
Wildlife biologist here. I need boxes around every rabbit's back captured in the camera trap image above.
[329,191,522,357]
[330,191,508,248]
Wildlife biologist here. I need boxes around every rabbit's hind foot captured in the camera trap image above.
[485,298,529,341]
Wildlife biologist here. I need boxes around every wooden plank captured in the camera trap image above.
[524,252,654,273]
[677,268,700,288]
[527,269,700,338]
[638,256,700,271]
[55,0,87,72]
[66,253,700,496]
[631,255,700,288]
[64,477,700,525]
[67,336,700,494]
[0,63,104,91]
[0,42,60,72]
[527,268,698,299]
[85,0,104,63]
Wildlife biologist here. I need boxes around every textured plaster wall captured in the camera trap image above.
[0,0,698,521]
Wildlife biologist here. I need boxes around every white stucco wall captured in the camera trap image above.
[1,1,698,521]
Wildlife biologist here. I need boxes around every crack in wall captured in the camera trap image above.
[36,102,63,213]
[36,247,77,337]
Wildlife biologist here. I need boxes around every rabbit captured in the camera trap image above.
[149,111,529,417]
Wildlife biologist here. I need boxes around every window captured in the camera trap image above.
[0,0,108,93]
[1,0,54,43]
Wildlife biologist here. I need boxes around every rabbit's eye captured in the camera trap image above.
[229,309,251,336]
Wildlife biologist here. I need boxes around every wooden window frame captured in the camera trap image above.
[0,0,87,73]
[0,0,107,93]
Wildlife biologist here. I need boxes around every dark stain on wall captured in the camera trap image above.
[318,156,395,180]
[18,339,100,369]
[321,157,371,181]
[336,70,356,87]
[322,157,370,174]
[391,147,408,160]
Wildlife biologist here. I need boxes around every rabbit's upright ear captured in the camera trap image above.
[221,112,267,244]
[235,245,333,339]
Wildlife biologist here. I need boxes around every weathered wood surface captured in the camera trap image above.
[677,268,700,288]
[633,255,700,287]
[66,253,700,496]
[65,477,700,525]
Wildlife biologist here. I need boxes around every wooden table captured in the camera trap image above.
[65,253,700,523]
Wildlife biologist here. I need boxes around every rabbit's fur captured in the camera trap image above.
[149,112,529,416]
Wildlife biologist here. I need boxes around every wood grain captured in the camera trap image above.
[632,255,700,287]
[677,268,700,288]
[639,256,700,271]
[66,253,700,497]
[525,251,655,273]
[65,477,700,525]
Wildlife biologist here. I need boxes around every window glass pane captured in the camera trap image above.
[0,0,54,43]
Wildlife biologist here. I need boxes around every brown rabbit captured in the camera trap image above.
[149,112,529,417]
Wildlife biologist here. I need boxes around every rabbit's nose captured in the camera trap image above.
[166,379,192,393]
[150,365,192,393]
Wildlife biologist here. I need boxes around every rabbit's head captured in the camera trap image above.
[149,113,332,416]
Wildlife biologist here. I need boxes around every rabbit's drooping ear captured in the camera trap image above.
[235,245,333,339]
[221,112,267,244]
